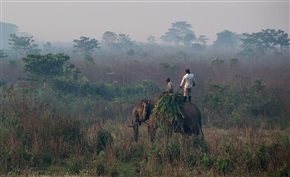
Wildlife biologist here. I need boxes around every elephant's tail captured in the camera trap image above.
[200,124,204,140]
[197,106,204,140]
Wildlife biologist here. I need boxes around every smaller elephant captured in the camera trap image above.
[130,97,203,142]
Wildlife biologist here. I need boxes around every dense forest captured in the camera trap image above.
[0,21,289,176]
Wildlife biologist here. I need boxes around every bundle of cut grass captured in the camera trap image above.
[152,93,185,126]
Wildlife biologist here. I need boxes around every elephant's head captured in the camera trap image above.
[131,100,149,125]
[130,99,157,141]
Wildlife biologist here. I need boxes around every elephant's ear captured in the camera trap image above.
[141,101,148,121]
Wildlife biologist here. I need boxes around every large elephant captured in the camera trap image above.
[129,97,203,142]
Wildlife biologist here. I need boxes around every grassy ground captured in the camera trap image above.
[4,119,289,177]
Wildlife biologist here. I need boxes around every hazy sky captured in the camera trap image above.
[1,0,289,44]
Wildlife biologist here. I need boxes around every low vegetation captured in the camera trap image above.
[0,49,289,176]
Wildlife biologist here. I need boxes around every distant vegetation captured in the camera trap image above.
[0,21,289,176]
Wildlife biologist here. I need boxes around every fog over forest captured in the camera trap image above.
[0,18,290,177]
[2,1,288,45]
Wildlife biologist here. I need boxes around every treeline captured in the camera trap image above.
[1,21,289,62]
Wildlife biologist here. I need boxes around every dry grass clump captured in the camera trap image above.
[203,127,290,176]
[81,122,290,177]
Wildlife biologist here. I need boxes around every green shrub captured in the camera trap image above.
[215,157,232,175]
[95,158,107,176]
[203,83,237,116]
[148,143,163,164]
[210,57,224,65]
[256,143,268,170]
[247,79,282,117]
[193,137,210,153]
[277,165,290,177]
[187,152,198,167]
[96,129,113,154]
[165,138,180,163]
[201,154,215,169]
[65,156,85,174]
[229,57,238,66]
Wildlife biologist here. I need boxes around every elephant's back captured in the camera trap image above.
[182,102,201,135]
[183,102,200,117]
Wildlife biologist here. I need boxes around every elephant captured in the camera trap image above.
[129,97,203,142]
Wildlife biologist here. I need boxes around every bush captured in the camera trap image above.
[96,129,113,154]
[165,138,180,163]
[215,157,233,175]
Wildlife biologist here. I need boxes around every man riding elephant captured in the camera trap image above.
[179,68,196,103]
[164,77,174,94]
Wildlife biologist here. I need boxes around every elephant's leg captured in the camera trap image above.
[148,125,156,142]
[133,125,139,142]
[148,116,157,142]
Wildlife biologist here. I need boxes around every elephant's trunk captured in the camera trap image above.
[130,117,139,141]
[128,122,138,127]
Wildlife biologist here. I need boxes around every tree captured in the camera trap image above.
[73,36,100,55]
[160,21,196,46]
[118,33,135,48]
[42,42,55,53]
[146,35,157,44]
[22,53,70,81]
[102,31,118,45]
[240,29,290,56]
[262,29,289,52]
[192,35,209,51]
[213,30,241,51]
[101,31,136,50]
[9,34,40,56]
[196,35,209,46]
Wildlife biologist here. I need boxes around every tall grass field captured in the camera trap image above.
[0,48,289,176]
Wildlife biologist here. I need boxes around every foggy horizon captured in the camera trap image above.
[1,1,289,44]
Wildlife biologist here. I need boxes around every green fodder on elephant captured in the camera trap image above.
[152,93,185,132]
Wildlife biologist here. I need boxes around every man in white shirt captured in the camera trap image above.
[179,69,195,102]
